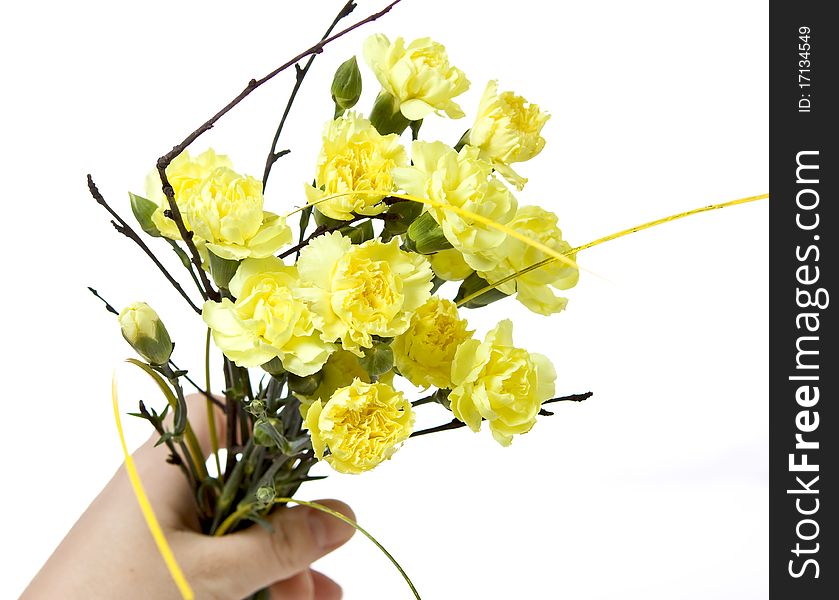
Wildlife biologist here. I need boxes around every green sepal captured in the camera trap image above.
[405,211,453,254]
[288,371,322,396]
[369,91,410,136]
[341,219,375,244]
[129,192,162,237]
[359,341,394,377]
[207,251,240,290]
[383,201,423,235]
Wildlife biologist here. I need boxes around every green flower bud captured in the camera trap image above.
[129,192,162,237]
[454,272,510,309]
[331,56,363,112]
[255,486,276,508]
[359,341,394,377]
[246,398,266,417]
[405,211,453,254]
[369,91,411,136]
[288,372,322,396]
[253,417,282,448]
[118,302,174,365]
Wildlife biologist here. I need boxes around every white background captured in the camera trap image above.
[0,1,767,598]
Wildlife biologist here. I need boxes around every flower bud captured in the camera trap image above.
[118,302,174,365]
[255,486,276,508]
[359,341,394,377]
[253,417,282,448]
[405,211,453,254]
[331,56,363,113]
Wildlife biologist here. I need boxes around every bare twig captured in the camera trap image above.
[278,212,395,258]
[411,392,593,438]
[87,287,118,315]
[158,0,400,167]
[86,175,202,313]
[262,0,358,190]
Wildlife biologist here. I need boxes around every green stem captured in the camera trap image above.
[165,368,209,481]
[126,359,208,481]
[205,329,222,477]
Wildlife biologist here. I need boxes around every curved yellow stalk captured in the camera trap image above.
[112,373,194,600]
[215,497,421,599]
[456,193,769,306]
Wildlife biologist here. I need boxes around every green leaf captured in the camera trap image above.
[297,204,313,246]
[129,192,162,237]
[454,272,510,309]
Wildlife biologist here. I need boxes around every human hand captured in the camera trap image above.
[21,395,354,599]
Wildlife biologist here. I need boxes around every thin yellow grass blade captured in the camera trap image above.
[112,373,194,600]
[277,498,421,600]
[457,193,769,307]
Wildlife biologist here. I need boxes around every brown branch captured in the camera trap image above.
[157,0,402,174]
[262,0,358,190]
[155,1,402,303]
[411,391,593,438]
[277,212,395,258]
[86,175,202,314]
[411,418,465,438]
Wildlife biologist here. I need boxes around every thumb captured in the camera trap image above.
[202,500,355,597]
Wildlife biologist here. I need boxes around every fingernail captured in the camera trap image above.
[308,509,347,550]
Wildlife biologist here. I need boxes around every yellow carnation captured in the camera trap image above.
[187,167,292,260]
[469,80,550,190]
[479,206,578,316]
[363,34,470,120]
[202,257,334,376]
[305,379,414,474]
[449,319,556,446]
[146,149,232,239]
[297,233,434,355]
[392,297,473,389]
[429,248,473,281]
[305,112,407,221]
[393,141,517,271]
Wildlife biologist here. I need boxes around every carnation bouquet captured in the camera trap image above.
[79,1,767,598]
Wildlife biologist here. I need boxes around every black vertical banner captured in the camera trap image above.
[770,2,837,598]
